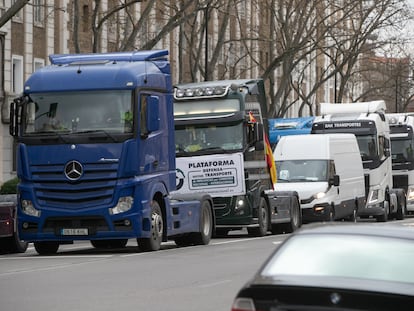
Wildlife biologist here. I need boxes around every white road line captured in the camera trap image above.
[196,279,232,288]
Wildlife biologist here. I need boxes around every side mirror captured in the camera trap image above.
[247,122,264,145]
[329,175,340,186]
[384,137,391,157]
[9,98,22,137]
[256,123,264,142]
[146,96,159,132]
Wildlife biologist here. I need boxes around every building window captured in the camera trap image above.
[11,0,23,21]
[12,55,23,95]
[33,0,44,26]
[33,58,45,72]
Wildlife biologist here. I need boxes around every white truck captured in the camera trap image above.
[273,134,365,222]
[387,113,413,214]
[311,101,406,221]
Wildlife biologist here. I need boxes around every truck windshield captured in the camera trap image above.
[23,90,133,135]
[276,160,328,182]
[355,134,377,160]
[391,137,414,165]
[175,123,243,154]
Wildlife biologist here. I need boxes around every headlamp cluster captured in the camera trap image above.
[174,85,229,99]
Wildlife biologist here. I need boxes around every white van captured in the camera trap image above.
[273,133,366,223]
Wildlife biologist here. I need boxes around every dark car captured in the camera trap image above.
[231,223,414,311]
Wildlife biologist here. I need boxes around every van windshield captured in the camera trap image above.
[276,160,328,182]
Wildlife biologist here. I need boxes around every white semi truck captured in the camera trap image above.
[311,101,406,221]
[387,113,413,214]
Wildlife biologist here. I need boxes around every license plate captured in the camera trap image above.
[61,228,89,236]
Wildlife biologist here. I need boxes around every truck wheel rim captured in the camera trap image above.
[152,213,163,239]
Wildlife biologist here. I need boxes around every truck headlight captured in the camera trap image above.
[234,196,246,215]
[368,189,379,204]
[109,196,134,215]
[21,199,41,217]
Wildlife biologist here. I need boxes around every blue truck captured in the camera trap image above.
[268,117,314,145]
[9,50,214,254]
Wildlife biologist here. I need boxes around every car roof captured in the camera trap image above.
[293,223,414,240]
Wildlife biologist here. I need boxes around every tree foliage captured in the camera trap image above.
[69,0,413,117]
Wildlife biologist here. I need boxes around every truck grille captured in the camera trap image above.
[30,162,118,209]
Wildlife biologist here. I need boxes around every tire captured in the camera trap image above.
[191,200,213,245]
[376,201,389,222]
[138,200,163,252]
[327,205,335,222]
[34,241,59,255]
[272,197,301,234]
[91,239,128,249]
[283,197,301,233]
[347,200,358,223]
[247,197,269,237]
[174,200,213,247]
[395,195,406,220]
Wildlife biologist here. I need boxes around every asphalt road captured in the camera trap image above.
[1,217,414,311]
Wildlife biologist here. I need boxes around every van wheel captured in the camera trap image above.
[247,197,268,237]
[327,205,335,221]
[348,201,358,222]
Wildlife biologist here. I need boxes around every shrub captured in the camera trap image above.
[0,177,19,194]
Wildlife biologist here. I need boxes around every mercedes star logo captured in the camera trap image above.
[64,160,83,181]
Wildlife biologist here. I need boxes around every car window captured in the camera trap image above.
[261,234,414,284]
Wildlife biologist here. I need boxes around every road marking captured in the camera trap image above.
[196,279,232,288]
[0,254,114,261]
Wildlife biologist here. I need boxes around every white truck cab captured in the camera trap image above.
[311,101,406,221]
[387,113,414,214]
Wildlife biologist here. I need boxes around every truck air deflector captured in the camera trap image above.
[49,50,169,65]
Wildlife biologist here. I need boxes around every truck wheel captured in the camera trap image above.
[91,239,128,249]
[192,200,213,245]
[138,200,163,252]
[34,241,59,255]
[174,200,213,246]
[395,195,406,220]
[247,197,269,237]
[284,197,301,233]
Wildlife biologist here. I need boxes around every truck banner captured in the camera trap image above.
[175,153,245,197]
